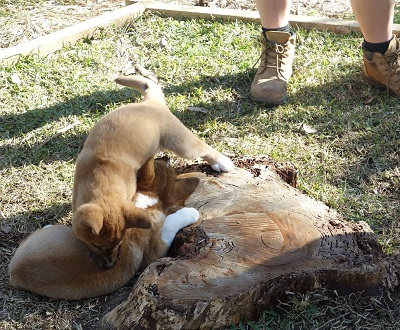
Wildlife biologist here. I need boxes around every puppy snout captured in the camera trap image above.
[90,246,120,268]
[101,248,119,268]
[101,258,115,269]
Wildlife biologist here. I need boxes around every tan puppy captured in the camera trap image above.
[72,75,233,268]
[9,158,200,300]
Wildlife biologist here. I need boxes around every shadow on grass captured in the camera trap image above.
[0,87,136,169]
[167,66,399,184]
[0,71,254,169]
[1,87,134,139]
[0,202,71,250]
[1,64,399,201]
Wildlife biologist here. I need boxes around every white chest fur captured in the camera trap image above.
[134,193,158,209]
[133,193,199,248]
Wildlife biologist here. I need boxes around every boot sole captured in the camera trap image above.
[362,73,400,97]
[249,95,287,107]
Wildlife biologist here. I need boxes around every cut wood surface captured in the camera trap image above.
[100,158,399,330]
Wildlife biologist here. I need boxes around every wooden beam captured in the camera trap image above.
[0,2,146,64]
[128,0,260,23]
[128,0,400,35]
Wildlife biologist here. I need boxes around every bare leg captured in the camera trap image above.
[350,0,394,43]
[255,0,292,29]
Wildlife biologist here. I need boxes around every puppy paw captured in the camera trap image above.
[161,208,200,246]
[211,155,234,172]
[174,207,199,226]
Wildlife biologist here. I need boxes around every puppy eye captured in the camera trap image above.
[93,244,102,250]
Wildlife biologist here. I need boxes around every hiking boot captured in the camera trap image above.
[362,34,400,97]
[250,31,296,106]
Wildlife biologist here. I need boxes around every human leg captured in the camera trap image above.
[351,0,394,43]
[351,0,400,97]
[256,0,292,29]
[250,0,295,105]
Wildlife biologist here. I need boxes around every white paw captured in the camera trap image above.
[211,155,234,172]
[174,207,200,226]
[161,207,200,246]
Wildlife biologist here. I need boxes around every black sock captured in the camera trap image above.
[262,24,290,34]
[363,37,392,54]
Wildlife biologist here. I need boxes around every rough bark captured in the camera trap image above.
[100,157,399,330]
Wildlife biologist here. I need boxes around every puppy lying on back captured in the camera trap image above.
[72,75,233,268]
[9,157,200,300]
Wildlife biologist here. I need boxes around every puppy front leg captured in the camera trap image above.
[173,139,234,172]
[162,116,234,172]
[202,151,234,173]
[161,207,200,248]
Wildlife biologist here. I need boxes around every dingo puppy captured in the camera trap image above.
[72,75,233,268]
[9,158,200,300]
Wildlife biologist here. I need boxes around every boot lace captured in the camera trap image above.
[253,38,288,80]
[386,48,400,89]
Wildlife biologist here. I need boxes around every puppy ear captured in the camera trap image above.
[155,156,170,167]
[122,201,153,229]
[172,176,200,205]
[73,203,103,236]
[137,156,155,190]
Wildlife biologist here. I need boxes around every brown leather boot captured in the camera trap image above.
[362,34,400,97]
[250,31,296,105]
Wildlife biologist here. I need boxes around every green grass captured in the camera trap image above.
[395,3,400,24]
[1,13,399,329]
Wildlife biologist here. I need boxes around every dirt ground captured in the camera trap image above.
[0,0,352,49]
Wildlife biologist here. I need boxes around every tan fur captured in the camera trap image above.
[72,75,232,267]
[8,158,200,300]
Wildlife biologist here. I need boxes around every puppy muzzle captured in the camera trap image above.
[90,247,120,268]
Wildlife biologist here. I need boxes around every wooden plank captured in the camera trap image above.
[290,15,359,34]
[0,3,146,64]
[128,0,400,35]
[129,0,260,23]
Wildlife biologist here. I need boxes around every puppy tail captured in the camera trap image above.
[115,75,165,104]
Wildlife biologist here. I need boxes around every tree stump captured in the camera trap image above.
[100,157,399,330]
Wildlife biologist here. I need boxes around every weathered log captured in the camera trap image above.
[100,157,399,330]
